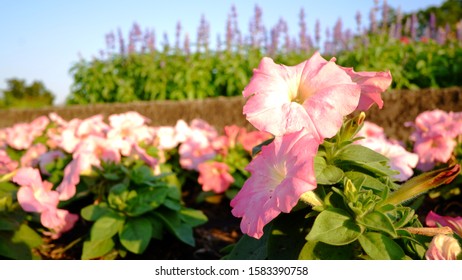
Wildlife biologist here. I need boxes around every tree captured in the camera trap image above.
[1,78,55,109]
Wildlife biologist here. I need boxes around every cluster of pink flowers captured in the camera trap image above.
[231,51,392,239]
[425,211,462,260]
[407,110,462,171]
[177,120,271,194]
[355,121,419,181]
[1,111,269,238]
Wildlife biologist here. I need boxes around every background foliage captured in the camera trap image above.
[66,0,462,104]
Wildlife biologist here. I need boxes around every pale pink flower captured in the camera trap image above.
[107,112,153,151]
[356,122,418,181]
[41,208,79,239]
[20,143,47,167]
[75,114,109,138]
[408,110,462,171]
[48,112,68,127]
[5,123,38,150]
[12,167,59,213]
[426,211,462,238]
[5,116,49,150]
[108,111,150,129]
[339,67,392,111]
[179,119,219,171]
[198,161,235,193]
[56,156,82,201]
[230,129,319,239]
[0,149,18,175]
[189,119,218,140]
[153,126,180,150]
[12,167,78,239]
[356,121,387,140]
[425,234,461,260]
[73,136,121,172]
[414,136,456,171]
[179,133,217,171]
[243,52,372,139]
[173,119,192,143]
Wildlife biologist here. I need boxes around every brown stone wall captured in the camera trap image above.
[1,87,461,140]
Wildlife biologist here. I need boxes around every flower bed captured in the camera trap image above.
[1,52,462,260]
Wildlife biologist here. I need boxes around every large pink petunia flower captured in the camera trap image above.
[230,129,319,239]
[242,52,391,139]
[198,161,235,194]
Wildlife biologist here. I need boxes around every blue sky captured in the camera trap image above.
[0,0,444,105]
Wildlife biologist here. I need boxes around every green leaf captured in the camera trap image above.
[344,171,390,193]
[11,223,43,249]
[179,208,208,227]
[357,211,397,237]
[81,203,110,221]
[152,209,195,246]
[119,217,152,254]
[306,208,363,245]
[358,232,405,260]
[335,144,389,163]
[147,215,164,240]
[81,238,115,260]
[0,232,34,259]
[90,213,125,241]
[298,240,357,260]
[267,210,311,260]
[314,156,344,185]
[127,187,169,216]
[222,231,269,260]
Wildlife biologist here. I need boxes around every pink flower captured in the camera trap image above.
[425,234,461,260]
[426,211,462,238]
[230,129,319,239]
[0,149,18,175]
[339,67,392,111]
[56,156,82,201]
[356,122,418,181]
[408,110,462,171]
[414,136,456,171]
[179,119,219,171]
[41,208,79,239]
[13,167,78,239]
[75,114,109,138]
[4,116,49,150]
[179,134,216,171]
[237,130,272,154]
[13,167,59,212]
[107,112,153,152]
[242,52,390,139]
[73,136,121,172]
[198,161,235,193]
[20,143,47,167]
[356,121,386,140]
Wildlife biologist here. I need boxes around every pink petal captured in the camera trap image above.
[230,129,318,239]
